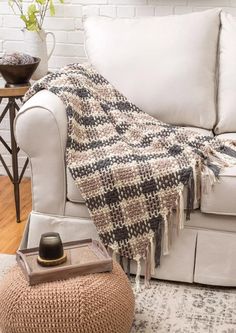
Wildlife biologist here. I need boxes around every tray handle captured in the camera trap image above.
[16,250,31,277]
[93,239,111,259]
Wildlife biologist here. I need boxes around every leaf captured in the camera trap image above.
[27,4,38,16]
[8,0,64,30]
[36,0,46,4]
[49,0,55,16]
[8,0,13,8]
[27,22,39,31]
[20,14,27,25]
[19,4,40,32]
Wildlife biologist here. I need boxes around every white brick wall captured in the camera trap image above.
[1,0,236,176]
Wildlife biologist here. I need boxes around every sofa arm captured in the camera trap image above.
[15,90,67,215]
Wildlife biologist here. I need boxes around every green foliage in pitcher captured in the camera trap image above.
[8,0,64,32]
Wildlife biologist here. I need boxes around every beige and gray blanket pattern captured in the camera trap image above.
[25,63,236,285]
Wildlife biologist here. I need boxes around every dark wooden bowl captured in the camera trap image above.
[0,57,40,85]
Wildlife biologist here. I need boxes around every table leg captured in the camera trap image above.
[9,98,20,223]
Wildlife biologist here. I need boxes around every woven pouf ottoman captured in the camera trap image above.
[0,261,134,333]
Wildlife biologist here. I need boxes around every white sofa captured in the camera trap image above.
[15,9,236,286]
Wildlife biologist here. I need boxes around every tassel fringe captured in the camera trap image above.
[179,189,185,230]
[144,243,151,288]
[162,215,169,256]
[135,256,142,292]
[202,166,217,194]
[150,236,155,276]
[193,163,199,207]
[127,258,131,279]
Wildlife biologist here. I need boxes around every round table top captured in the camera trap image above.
[0,84,29,98]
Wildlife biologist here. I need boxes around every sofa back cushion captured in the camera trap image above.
[215,12,236,134]
[84,9,220,129]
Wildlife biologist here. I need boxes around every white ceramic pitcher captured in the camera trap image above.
[23,29,55,80]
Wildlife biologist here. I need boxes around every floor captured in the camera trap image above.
[0,176,31,254]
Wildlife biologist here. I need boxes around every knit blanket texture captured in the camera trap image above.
[25,63,236,286]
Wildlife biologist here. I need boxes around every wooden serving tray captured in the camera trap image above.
[16,239,113,286]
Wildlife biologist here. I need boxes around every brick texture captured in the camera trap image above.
[1,0,236,176]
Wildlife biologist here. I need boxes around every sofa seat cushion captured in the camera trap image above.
[201,166,236,215]
[215,132,236,140]
[65,202,236,234]
[84,9,220,129]
[183,127,213,137]
[67,127,213,209]
[201,133,236,215]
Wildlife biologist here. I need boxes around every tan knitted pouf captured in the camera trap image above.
[0,261,134,333]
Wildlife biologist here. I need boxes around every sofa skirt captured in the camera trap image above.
[20,211,236,286]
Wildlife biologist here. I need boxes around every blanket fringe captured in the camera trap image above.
[155,228,162,267]
[202,143,236,195]
[178,189,185,230]
[212,150,234,167]
[119,255,124,270]
[127,258,131,279]
[135,256,142,292]
[150,236,156,275]
[109,245,119,262]
[193,163,199,207]
[186,168,194,220]
[144,243,151,288]
[168,211,173,248]
[196,168,201,203]
[162,215,169,256]
[202,166,217,194]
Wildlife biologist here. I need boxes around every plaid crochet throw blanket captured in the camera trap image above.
[25,63,236,288]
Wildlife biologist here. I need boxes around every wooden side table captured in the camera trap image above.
[0,85,29,222]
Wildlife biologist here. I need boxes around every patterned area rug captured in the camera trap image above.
[0,254,235,333]
[0,254,16,279]
[132,280,236,333]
